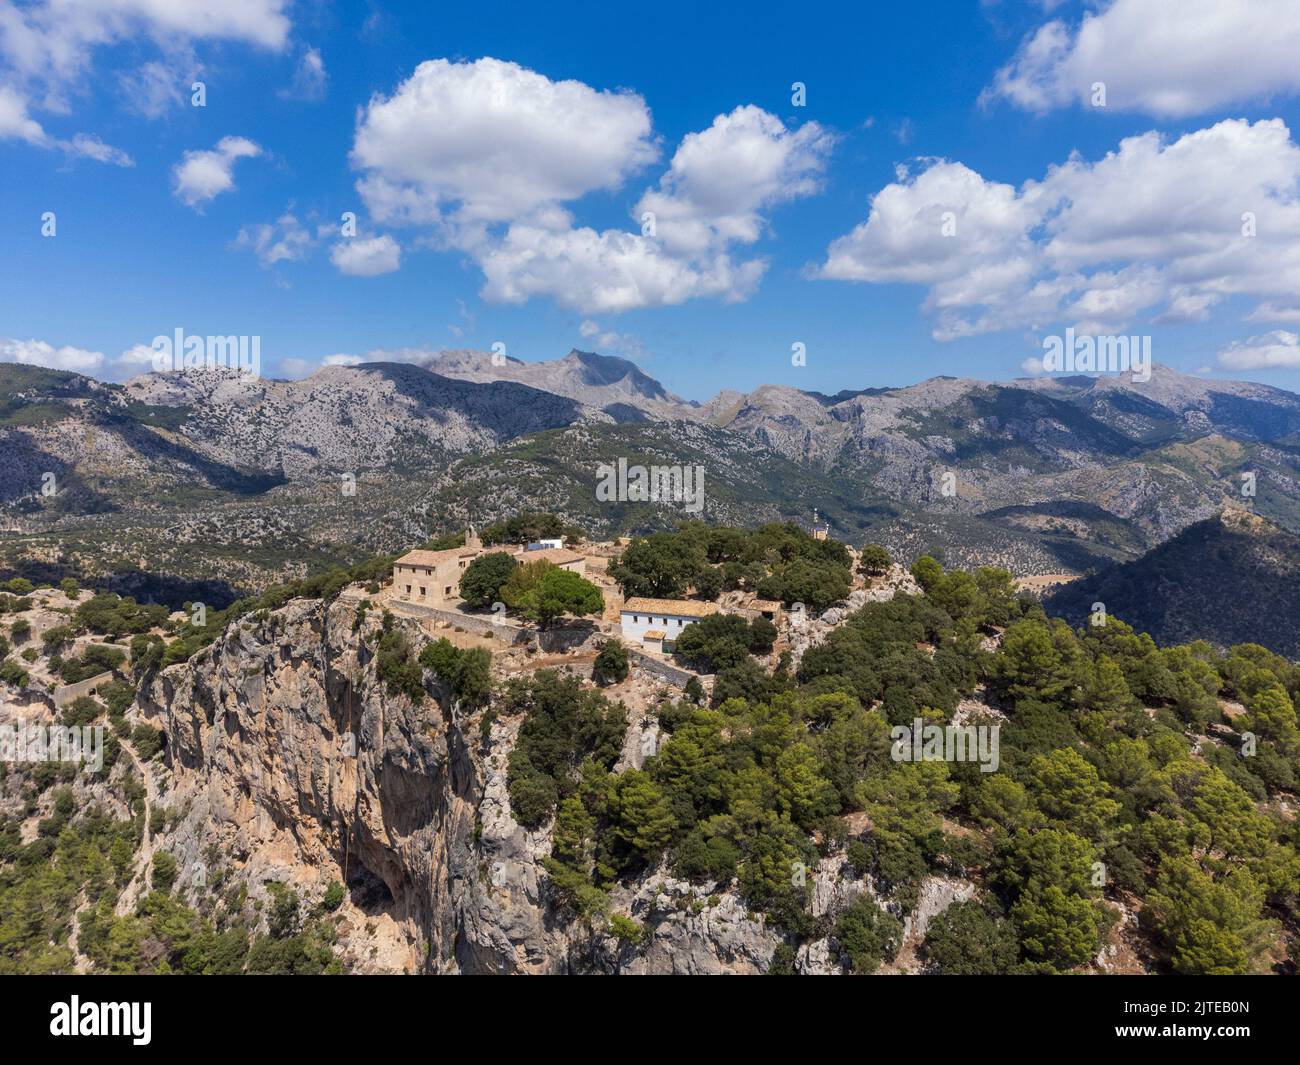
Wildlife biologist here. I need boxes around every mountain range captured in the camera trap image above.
[4,350,1300,619]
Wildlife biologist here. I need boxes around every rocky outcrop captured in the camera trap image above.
[133,596,784,973]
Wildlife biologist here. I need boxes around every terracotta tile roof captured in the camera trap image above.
[621,597,719,618]
[520,548,585,566]
[644,629,666,640]
[394,548,477,567]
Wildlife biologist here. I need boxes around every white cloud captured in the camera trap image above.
[234,210,319,266]
[64,132,132,165]
[985,0,1300,117]
[1244,303,1300,324]
[1217,330,1300,371]
[116,343,157,369]
[0,1,287,163]
[0,84,45,143]
[172,136,262,208]
[350,60,834,311]
[472,214,768,313]
[634,105,835,257]
[0,1,289,91]
[0,338,200,379]
[280,352,362,378]
[0,337,104,373]
[353,57,658,226]
[118,58,193,118]
[0,84,132,163]
[815,118,1300,341]
[281,45,326,101]
[330,234,401,276]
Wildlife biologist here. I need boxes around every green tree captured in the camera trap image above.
[921,899,1019,974]
[1143,856,1269,975]
[607,770,675,868]
[609,534,704,598]
[458,552,519,609]
[151,852,178,894]
[692,566,724,601]
[593,640,629,685]
[834,896,903,973]
[859,543,892,577]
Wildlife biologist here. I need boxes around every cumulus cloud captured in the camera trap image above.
[353,57,658,227]
[172,136,262,208]
[985,0,1300,117]
[814,118,1300,341]
[1217,331,1300,371]
[330,234,401,276]
[0,337,195,379]
[116,343,158,370]
[1,337,105,373]
[635,105,835,258]
[350,59,834,312]
[471,215,769,313]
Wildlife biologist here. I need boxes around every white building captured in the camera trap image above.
[620,597,718,652]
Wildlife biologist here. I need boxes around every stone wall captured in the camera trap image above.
[52,671,116,710]
[628,648,701,688]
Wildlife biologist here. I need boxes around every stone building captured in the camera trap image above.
[392,547,481,606]
[620,596,718,652]
[390,531,587,608]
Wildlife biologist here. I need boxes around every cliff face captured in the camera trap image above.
[136,596,782,973]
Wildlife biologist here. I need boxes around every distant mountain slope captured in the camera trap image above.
[6,355,1300,596]
[1045,508,1300,656]
[120,362,603,475]
[418,348,699,422]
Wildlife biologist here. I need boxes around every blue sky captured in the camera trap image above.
[5,0,1300,400]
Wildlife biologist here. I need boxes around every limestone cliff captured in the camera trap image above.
[133,596,786,973]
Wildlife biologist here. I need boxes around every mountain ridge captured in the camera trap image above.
[5,354,1300,594]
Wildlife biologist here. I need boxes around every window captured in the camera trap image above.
[419,587,426,596]
[405,585,411,594]
[444,586,452,596]
[633,616,640,623]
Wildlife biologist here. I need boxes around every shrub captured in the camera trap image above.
[834,896,903,974]
[131,723,164,760]
[322,882,346,912]
[593,640,630,685]
[151,852,178,893]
